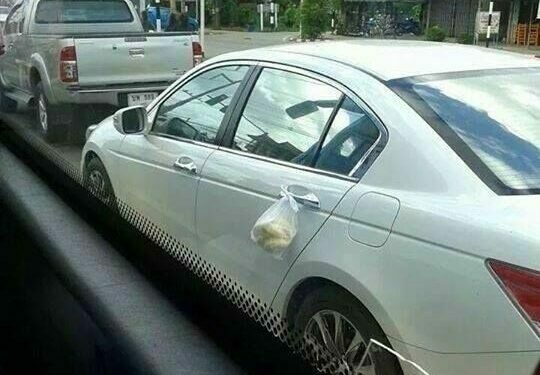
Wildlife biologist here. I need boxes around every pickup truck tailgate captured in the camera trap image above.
[74,34,193,86]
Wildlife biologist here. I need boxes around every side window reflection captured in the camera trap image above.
[315,97,380,175]
[232,68,379,176]
[233,68,341,165]
[153,65,249,144]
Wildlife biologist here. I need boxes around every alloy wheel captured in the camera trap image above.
[88,169,106,194]
[304,310,376,375]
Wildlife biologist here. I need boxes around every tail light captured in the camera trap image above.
[192,42,204,66]
[60,46,78,83]
[488,259,540,336]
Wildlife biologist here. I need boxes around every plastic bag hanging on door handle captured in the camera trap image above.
[250,186,300,254]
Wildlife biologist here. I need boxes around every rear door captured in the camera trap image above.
[196,65,381,305]
[75,34,192,86]
[115,64,252,253]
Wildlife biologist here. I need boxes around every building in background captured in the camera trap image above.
[427,0,539,45]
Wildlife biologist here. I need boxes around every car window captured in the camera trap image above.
[314,97,380,175]
[153,65,250,145]
[407,69,540,193]
[5,4,23,34]
[35,0,133,24]
[232,68,341,167]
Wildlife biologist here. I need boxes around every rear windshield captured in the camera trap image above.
[35,0,133,23]
[393,68,540,195]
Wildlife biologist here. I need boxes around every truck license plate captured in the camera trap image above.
[127,92,157,107]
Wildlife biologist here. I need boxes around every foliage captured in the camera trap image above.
[457,32,474,44]
[221,0,239,27]
[425,25,446,42]
[238,6,256,26]
[283,6,299,29]
[299,0,331,39]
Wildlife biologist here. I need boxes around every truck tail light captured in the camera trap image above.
[192,42,204,66]
[60,46,78,83]
[488,259,540,336]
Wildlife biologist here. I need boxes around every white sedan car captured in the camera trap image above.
[82,41,540,375]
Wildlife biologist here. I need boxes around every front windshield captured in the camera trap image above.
[403,68,540,194]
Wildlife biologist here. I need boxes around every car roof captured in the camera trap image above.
[216,40,540,81]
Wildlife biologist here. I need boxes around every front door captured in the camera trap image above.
[196,66,382,305]
[116,64,252,251]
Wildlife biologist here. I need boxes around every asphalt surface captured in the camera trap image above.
[0,30,297,169]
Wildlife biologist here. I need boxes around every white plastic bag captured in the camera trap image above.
[250,187,299,254]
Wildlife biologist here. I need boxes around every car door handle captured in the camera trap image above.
[281,185,320,209]
[173,156,197,174]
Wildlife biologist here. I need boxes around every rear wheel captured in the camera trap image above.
[294,286,402,375]
[35,82,66,143]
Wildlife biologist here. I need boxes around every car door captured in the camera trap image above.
[196,65,383,305]
[115,64,252,252]
[1,3,24,88]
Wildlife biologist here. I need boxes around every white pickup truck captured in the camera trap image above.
[0,0,202,142]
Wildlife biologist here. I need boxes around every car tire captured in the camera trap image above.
[294,286,403,375]
[83,157,117,209]
[34,82,66,143]
[0,87,17,113]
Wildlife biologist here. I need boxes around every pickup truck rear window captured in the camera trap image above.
[35,0,133,24]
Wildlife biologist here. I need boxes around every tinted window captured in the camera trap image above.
[315,97,380,175]
[35,0,133,23]
[233,68,341,166]
[153,65,249,144]
[409,69,540,193]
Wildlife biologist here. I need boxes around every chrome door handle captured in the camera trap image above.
[173,156,197,174]
[281,185,320,209]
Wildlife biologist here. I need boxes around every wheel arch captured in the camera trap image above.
[29,53,56,103]
[276,263,405,347]
[83,150,99,170]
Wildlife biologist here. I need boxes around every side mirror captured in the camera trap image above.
[113,106,148,134]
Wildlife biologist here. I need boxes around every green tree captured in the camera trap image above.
[425,25,446,42]
[299,0,331,39]
[221,0,239,26]
[283,5,299,28]
[238,6,256,27]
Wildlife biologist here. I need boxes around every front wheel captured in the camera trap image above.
[83,157,117,209]
[294,286,403,375]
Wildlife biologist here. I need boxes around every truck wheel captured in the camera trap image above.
[35,82,65,143]
[0,88,17,113]
[294,286,403,375]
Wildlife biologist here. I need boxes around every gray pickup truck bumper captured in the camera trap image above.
[56,82,171,106]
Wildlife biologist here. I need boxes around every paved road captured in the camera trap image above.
[0,30,298,169]
[205,30,295,58]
